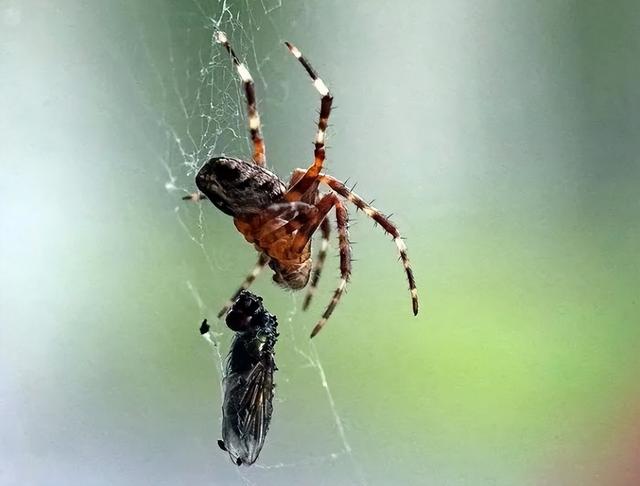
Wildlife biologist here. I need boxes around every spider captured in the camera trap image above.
[185,31,418,337]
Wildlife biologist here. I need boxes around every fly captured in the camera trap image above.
[200,290,278,466]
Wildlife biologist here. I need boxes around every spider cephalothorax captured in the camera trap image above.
[186,31,419,337]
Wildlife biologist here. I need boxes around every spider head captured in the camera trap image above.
[269,260,312,290]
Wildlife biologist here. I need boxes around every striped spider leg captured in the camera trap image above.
[215,31,266,166]
[286,168,419,338]
[281,42,416,336]
[302,217,330,311]
[319,174,419,318]
[188,30,271,312]
[182,31,266,203]
[216,253,270,318]
[282,40,333,201]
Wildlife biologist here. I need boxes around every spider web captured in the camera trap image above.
[131,1,366,484]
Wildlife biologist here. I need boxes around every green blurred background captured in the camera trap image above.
[2,0,639,485]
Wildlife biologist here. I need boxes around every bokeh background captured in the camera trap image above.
[2,0,639,485]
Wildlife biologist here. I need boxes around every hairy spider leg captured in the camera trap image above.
[181,192,208,202]
[311,199,351,338]
[241,195,334,265]
[319,174,419,316]
[283,41,333,201]
[215,31,266,166]
[248,202,319,250]
[216,253,270,318]
[302,217,330,311]
[290,193,339,252]
[286,168,330,311]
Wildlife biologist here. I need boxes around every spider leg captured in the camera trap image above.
[284,168,320,209]
[182,192,208,202]
[216,253,270,318]
[319,174,419,316]
[251,202,319,249]
[283,42,333,201]
[234,196,336,297]
[311,199,351,338]
[252,195,336,256]
[290,193,338,252]
[287,168,307,188]
[302,217,330,311]
[215,32,266,166]
[287,168,330,310]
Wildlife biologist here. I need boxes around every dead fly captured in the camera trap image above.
[200,290,278,466]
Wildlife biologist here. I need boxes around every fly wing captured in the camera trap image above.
[221,356,275,465]
[238,360,274,462]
